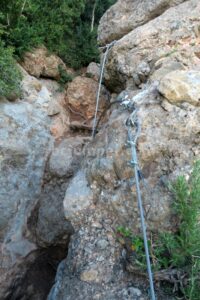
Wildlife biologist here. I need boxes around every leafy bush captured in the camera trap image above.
[58,65,74,89]
[117,161,200,299]
[166,161,200,299]
[61,23,100,69]
[151,161,200,299]
[0,0,117,69]
[0,41,22,99]
[0,1,117,99]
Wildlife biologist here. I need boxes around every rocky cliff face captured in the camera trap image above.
[102,0,200,91]
[1,0,200,299]
[98,0,186,45]
[0,66,74,299]
[0,50,109,299]
[47,1,200,299]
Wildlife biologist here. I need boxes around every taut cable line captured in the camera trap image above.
[125,104,156,300]
[92,40,116,139]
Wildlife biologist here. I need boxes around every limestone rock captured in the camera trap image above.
[3,1,200,298]
[21,46,72,79]
[48,100,61,116]
[86,62,100,82]
[98,0,186,45]
[63,171,94,227]
[104,0,200,91]
[48,217,147,300]
[48,3,200,296]
[0,68,71,298]
[48,137,85,178]
[66,76,109,123]
[62,83,198,231]
[40,79,70,139]
[45,2,200,299]
[158,70,200,106]
[0,100,52,241]
[50,83,200,299]
[20,66,42,102]
[0,96,52,297]
[150,58,185,81]
[36,135,85,248]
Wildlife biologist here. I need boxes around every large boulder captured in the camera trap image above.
[86,62,100,82]
[21,69,70,139]
[63,171,94,228]
[66,76,110,125]
[0,81,52,242]
[21,47,73,79]
[158,70,200,106]
[48,137,86,178]
[98,0,186,45]
[103,0,200,91]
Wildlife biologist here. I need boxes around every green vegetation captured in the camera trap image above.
[0,0,116,69]
[117,161,200,299]
[0,0,116,98]
[0,41,22,99]
[58,65,74,88]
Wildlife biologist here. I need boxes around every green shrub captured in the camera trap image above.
[58,65,74,89]
[0,41,22,99]
[0,1,117,99]
[0,0,117,69]
[60,23,100,69]
[167,161,200,299]
[116,161,200,299]
[151,161,200,299]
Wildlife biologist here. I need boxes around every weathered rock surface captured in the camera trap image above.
[35,136,87,248]
[158,70,200,106]
[98,0,186,45]
[66,76,110,124]
[65,85,200,231]
[2,0,200,299]
[63,171,94,227]
[48,215,146,300]
[48,138,85,178]
[86,62,100,82]
[39,79,70,139]
[21,46,73,79]
[103,0,200,91]
[50,84,200,299]
[0,99,51,298]
[0,84,52,244]
[0,69,74,299]
[46,2,200,298]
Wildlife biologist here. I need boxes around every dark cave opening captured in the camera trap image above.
[5,244,69,300]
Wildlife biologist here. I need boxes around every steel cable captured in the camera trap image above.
[126,112,156,300]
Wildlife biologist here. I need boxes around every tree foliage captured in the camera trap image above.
[0,0,116,96]
[0,0,116,98]
[0,0,116,69]
[0,41,22,99]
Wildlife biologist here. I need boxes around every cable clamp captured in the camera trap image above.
[129,160,138,166]
[127,140,136,147]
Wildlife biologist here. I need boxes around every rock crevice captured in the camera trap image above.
[1,0,200,299]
